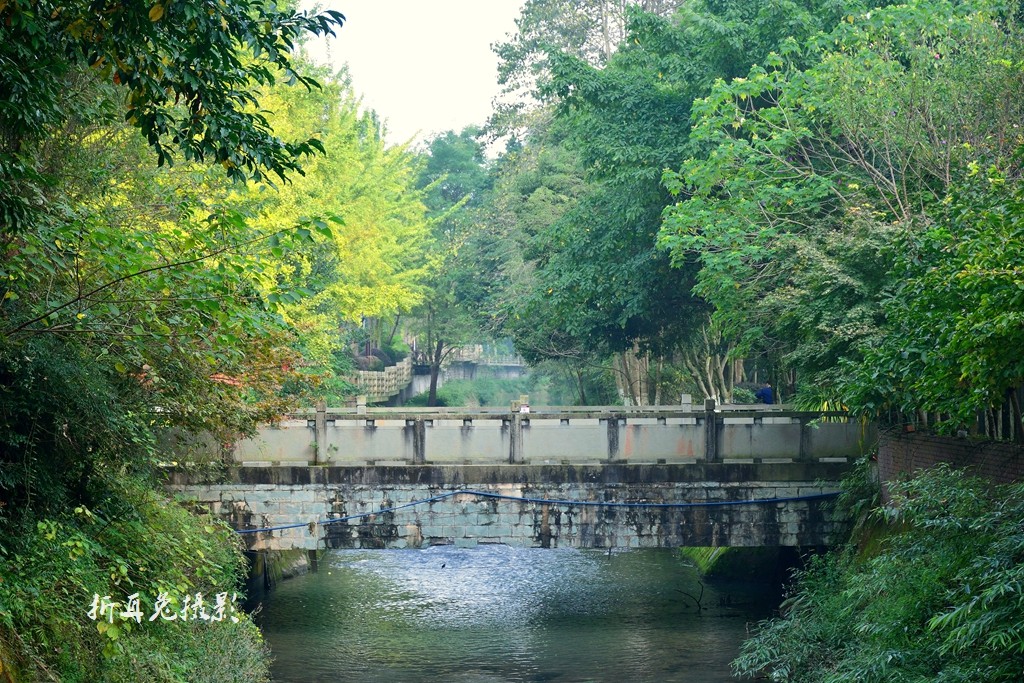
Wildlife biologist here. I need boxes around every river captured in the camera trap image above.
[254,546,781,683]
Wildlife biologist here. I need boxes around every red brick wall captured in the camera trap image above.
[878,431,1024,500]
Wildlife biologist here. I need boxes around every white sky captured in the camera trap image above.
[303,1,526,147]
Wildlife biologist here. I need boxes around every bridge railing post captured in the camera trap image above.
[797,415,812,462]
[606,415,620,460]
[413,418,426,464]
[509,413,523,463]
[314,401,327,465]
[704,398,719,462]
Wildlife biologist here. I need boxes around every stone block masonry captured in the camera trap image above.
[166,463,851,551]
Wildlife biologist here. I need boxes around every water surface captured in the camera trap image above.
[255,546,779,683]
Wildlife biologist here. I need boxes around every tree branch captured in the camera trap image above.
[3,228,289,338]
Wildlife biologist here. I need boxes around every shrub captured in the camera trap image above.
[733,466,1024,682]
[0,476,270,682]
[731,386,757,404]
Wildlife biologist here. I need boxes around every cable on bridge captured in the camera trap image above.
[234,489,841,535]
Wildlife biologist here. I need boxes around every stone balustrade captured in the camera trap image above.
[224,401,872,467]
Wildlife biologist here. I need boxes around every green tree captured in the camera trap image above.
[659,0,1024,418]
[488,1,853,403]
[411,128,494,405]
[0,0,345,233]
[492,0,684,137]
[841,179,1024,429]
[246,66,431,395]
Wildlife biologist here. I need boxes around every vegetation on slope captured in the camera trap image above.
[735,466,1024,682]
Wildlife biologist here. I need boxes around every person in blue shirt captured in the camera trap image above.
[755,382,774,405]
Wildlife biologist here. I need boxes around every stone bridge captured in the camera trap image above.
[165,404,871,553]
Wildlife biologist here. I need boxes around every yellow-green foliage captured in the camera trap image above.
[247,67,432,372]
[0,478,269,682]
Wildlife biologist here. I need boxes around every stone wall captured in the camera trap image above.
[354,357,412,403]
[166,463,850,551]
[878,431,1024,500]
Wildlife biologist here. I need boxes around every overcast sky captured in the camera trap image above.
[303,1,526,147]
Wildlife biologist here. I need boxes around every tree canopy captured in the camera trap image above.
[659,0,1024,424]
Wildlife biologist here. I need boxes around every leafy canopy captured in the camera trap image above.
[0,0,345,232]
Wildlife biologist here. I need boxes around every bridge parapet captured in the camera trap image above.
[220,403,872,468]
[166,462,852,551]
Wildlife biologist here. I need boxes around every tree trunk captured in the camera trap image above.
[680,326,735,402]
[427,338,444,407]
[1010,388,1023,442]
[575,366,588,406]
[385,314,401,347]
[653,356,663,406]
[615,352,634,405]
[614,345,651,406]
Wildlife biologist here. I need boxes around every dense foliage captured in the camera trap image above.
[458,0,1023,424]
[659,0,1024,425]
[0,0,435,677]
[0,477,269,682]
[472,0,875,404]
[1,0,344,233]
[734,466,1024,682]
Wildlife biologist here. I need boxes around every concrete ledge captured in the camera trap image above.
[166,461,855,488]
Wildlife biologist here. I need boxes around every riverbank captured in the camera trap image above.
[733,464,1024,681]
[0,476,272,682]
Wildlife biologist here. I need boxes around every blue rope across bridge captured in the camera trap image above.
[234,489,841,535]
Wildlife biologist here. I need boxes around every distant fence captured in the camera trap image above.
[216,400,873,467]
[442,344,525,366]
[353,357,412,403]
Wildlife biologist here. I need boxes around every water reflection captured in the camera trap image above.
[255,546,779,683]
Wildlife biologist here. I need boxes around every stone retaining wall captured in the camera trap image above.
[166,463,850,551]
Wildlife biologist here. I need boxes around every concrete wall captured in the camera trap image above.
[443,361,527,382]
[166,463,851,551]
[226,406,872,467]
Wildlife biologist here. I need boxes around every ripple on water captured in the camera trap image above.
[256,546,780,683]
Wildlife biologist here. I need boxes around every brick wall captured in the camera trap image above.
[878,431,1024,500]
